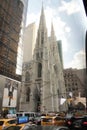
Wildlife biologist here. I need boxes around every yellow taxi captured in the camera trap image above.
[41,116,66,126]
[15,116,35,130]
[74,111,83,117]
[52,116,66,126]
[3,123,37,130]
[41,116,53,126]
[0,118,16,129]
[2,116,37,130]
[58,112,66,117]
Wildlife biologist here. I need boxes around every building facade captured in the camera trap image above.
[0,0,28,113]
[23,23,37,62]
[16,0,28,75]
[64,68,86,111]
[20,6,67,112]
[64,68,86,98]
[0,0,24,80]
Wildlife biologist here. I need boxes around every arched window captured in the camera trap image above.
[38,63,42,77]
[26,87,31,102]
[25,71,30,82]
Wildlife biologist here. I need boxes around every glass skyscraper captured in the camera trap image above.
[0,0,23,81]
[16,0,28,75]
[0,0,28,113]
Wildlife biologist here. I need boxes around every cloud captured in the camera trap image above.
[59,0,80,15]
[26,5,71,36]
[26,12,40,26]
[44,6,71,38]
[65,50,86,69]
[61,36,69,52]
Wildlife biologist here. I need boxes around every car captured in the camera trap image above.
[74,115,87,130]
[3,116,37,130]
[65,116,82,129]
[41,116,53,126]
[37,125,70,130]
[72,119,82,129]
[65,113,73,119]
[3,123,37,130]
[33,116,41,125]
[3,125,22,130]
[0,118,16,130]
[41,116,66,126]
[66,115,87,130]
[3,125,70,130]
[6,114,16,118]
[55,126,70,130]
[53,116,66,126]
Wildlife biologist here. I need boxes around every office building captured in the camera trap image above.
[0,0,28,113]
[64,68,86,97]
[57,40,63,67]
[23,23,37,62]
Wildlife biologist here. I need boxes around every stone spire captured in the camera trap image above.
[51,22,56,41]
[39,3,46,30]
[35,3,47,48]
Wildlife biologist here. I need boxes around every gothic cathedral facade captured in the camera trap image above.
[20,6,67,112]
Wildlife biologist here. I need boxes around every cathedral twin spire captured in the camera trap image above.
[51,22,55,36]
[39,3,46,30]
[39,3,56,39]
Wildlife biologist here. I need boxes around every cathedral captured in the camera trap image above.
[20,5,67,112]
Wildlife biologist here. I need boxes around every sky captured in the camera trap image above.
[26,0,87,69]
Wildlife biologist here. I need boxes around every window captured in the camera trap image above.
[0,121,4,125]
[26,87,31,102]
[16,113,22,117]
[38,63,42,77]
[36,53,39,60]
[25,71,30,81]
[42,118,52,122]
[8,119,16,124]
[5,126,21,130]
[55,117,61,120]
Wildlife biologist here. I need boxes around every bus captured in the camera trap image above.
[16,112,39,120]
